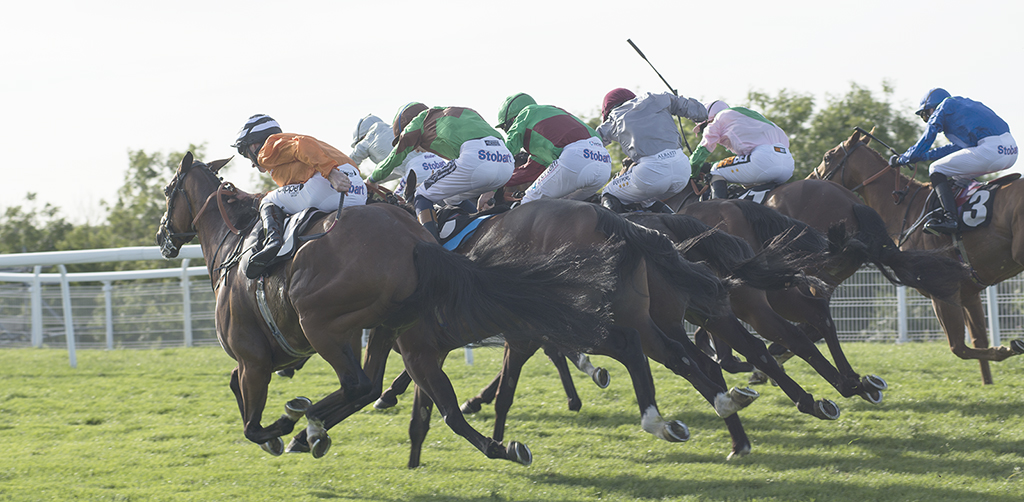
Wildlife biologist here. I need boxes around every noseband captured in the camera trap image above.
[157,167,198,257]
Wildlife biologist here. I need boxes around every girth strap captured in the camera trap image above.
[255,277,316,358]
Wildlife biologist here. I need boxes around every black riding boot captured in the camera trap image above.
[600,193,624,213]
[417,207,441,243]
[925,173,959,235]
[247,203,285,279]
[646,200,675,213]
[710,179,728,199]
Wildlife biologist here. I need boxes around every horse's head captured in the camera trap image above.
[809,128,890,190]
[156,152,235,258]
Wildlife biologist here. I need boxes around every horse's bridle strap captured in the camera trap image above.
[193,182,242,235]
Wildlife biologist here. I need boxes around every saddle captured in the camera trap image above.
[435,204,509,250]
[921,173,1018,231]
[240,208,332,277]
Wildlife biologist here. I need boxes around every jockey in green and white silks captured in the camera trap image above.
[496,93,612,204]
[690,101,794,199]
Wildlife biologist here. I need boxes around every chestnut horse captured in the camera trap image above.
[807,129,1024,382]
[157,153,618,465]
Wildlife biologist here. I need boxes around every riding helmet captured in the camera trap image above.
[496,93,537,131]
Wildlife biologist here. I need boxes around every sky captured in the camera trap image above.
[2,0,1022,224]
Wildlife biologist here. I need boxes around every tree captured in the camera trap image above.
[0,193,73,255]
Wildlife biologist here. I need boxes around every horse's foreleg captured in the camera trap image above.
[460,343,520,415]
[541,344,583,412]
[492,341,541,441]
[934,297,1017,367]
[233,361,298,455]
[962,292,994,384]
[402,348,532,466]
[565,350,611,388]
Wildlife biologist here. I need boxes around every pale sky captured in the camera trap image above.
[3,0,1022,223]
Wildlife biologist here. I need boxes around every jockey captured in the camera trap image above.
[232,114,367,278]
[689,101,794,199]
[596,88,707,213]
[349,113,445,194]
[494,93,612,205]
[365,103,514,241]
[890,88,1018,235]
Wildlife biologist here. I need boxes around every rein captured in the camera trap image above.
[816,141,915,204]
[193,182,243,235]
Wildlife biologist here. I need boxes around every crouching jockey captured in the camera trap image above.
[494,93,612,205]
[890,88,1018,235]
[364,103,514,241]
[231,114,367,278]
[596,88,708,213]
[689,100,794,199]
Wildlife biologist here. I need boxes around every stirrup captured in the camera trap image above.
[923,215,958,235]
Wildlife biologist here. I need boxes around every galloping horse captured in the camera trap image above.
[807,129,1024,382]
[666,178,970,387]
[157,153,618,465]
[399,199,844,466]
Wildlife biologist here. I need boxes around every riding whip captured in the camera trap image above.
[626,38,694,154]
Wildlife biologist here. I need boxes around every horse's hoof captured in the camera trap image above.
[506,441,532,466]
[567,397,582,412]
[260,437,284,456]
[285,436,309,454]
[1011,339,1024,355]
[275,368,295,378]
[861,389,883,404]
[748,369,769,385]
[664,420,690,442]
[374,395,398,410]
[727,444,751,460]
[285,397,312,420]
[592,367,611,389]
[310,435,332,459]
[861,375,888,392]
[729,386,760,407]
[773,351,795,365]
[714,387,758,418]
[813,399,841,420]
[460,399,482,415]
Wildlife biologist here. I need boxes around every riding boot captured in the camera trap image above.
[417,207,441,243]
[710,179,728,200]
[924,172,959,235]
[247,203,285,279]
[646,200,675,214]
[600,193,624,213]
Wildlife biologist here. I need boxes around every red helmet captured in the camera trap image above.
[391,102,429,146]
[601,88,636,121]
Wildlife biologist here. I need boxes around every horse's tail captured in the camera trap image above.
[403,240,616,352]
[593,206,730,318]
[652,213,824,291]
[850,204,967,302]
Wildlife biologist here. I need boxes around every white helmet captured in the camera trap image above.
[352,114,385,147]
[705,100,730,120]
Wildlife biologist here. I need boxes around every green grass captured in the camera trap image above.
[0,342,1021,501]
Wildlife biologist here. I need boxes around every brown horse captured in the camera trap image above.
[806,129,1024,382]
[156,153,618,465]
[397,199,847,466]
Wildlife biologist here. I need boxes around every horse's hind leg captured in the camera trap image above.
[408,384,434,468]
[592,325,690,442]
[401,344,533,466]
[542,344,583,411]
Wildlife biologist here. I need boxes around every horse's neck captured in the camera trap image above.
[192,189,249,274]
[856,169,930,236]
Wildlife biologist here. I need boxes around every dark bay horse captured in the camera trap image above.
[806,129,1024,382]
[666,179,971,387]
[156,153,618,465]
[399,199,845,466]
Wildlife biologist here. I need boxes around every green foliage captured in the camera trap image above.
[0,193,73,254]
[1,343,1021,501]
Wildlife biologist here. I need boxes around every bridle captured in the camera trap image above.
[812,137,915,204]
[157,160,247,258]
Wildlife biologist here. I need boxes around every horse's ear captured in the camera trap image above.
[180,152,194,172]
[208,156,233,174]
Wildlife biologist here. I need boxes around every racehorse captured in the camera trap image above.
[807,129,1024,382]
[665,178,971,386]
[156,153,619,465]
[396,199,844,466]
